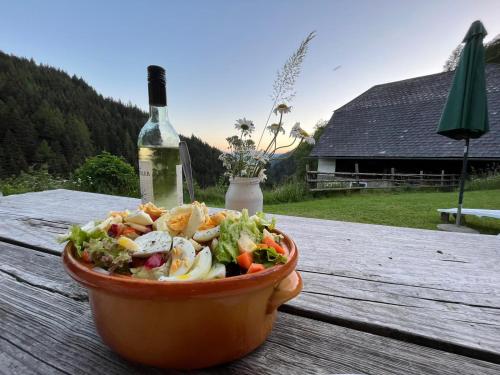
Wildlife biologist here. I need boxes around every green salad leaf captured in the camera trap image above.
[252,212,276,231]
[86,236,132,273]
[240,209,263,243]
[58,224,107,256]
[252,247,287,268]
[214,209,265,264]
[214,214,242,263]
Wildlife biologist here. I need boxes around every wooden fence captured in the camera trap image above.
[306,168,460,192]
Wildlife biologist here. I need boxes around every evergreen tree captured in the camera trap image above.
[0,51,224,186]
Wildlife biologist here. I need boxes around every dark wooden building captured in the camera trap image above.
[310,64,500,175]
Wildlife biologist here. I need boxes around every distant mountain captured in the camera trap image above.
[0,51,224,186]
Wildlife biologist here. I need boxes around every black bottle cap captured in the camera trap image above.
[147,65,167,106]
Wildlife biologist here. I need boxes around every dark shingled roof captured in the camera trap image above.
[310,64,500,160]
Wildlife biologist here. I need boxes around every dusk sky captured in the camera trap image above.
[1,0,499,150]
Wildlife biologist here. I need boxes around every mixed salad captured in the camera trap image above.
[59,202,287,281]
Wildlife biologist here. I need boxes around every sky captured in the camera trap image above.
[1,0,499,150]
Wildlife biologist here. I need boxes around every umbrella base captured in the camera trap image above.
[437,223,479,234]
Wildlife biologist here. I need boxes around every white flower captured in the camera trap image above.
[267,123,285,135]
[273,104,292,115]
[290,122,301,138]
[234,118,255,133]
[258,168,267,182]
[290,122,313,141]
[304,136,315,145]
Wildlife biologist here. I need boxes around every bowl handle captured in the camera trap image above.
[266,271,303,314]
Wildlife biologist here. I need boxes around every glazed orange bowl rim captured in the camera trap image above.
[62,229,298,299]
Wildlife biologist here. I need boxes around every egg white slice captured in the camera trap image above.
[169,237,196,276]
[205,263,226,280]
[125,210,154,226]
[159,247,212,281]
[132,231,172,257]
[193,226,220,242]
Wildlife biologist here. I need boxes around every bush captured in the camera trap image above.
[0,167,73,196]
[73,152,139,197]
[467,173,500,191]
[193,178,310,207]
[193,177,227,206]
[264,180,310,204]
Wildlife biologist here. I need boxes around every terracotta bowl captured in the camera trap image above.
[62,231,302,370]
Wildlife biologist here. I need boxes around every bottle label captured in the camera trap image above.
[176,164,183,205]
[139,160,154,203]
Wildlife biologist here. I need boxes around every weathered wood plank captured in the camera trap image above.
[0,338,64,375]
[2,259,500,375]
[1,190,500,359]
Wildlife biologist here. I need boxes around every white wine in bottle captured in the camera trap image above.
[138,65,182,209]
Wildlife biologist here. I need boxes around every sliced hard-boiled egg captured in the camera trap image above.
[138,202,166,218]
[210,238,219,252]
[159,247,212,281]
[169,237,196,276]
[205,263,226,280]
[183,202,206,239]
[96,215,123,232]
[81,221,97,233]
[132,231,172,257]
[193,226,220,242]
[125,210,154,226]
[127,222,151,233]
[166,204,194,233]
[153,214,169,232]
[189,239,203,251]
[117,236,140,252]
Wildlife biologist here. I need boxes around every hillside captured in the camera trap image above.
[0,51,223,187]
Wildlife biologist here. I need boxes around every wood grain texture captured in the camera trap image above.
[1,190,500,359]
[1,247,500,375]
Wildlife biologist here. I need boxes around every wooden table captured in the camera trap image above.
[1,189,500,374]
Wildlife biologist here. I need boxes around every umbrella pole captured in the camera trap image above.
[456,137,470,226]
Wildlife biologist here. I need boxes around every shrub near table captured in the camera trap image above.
[73,152,139,197]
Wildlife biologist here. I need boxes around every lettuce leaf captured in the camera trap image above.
[214,213,242,263]
[252,212,276,231]
[240,209,262,243]
[86,236,132,272]
[252,247,287,268]
[214,210,286,265]
[214,209,264,264]
[58,224,107,257]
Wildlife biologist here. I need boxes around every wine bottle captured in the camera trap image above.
[138,65,182,209]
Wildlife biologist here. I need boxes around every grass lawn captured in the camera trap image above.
[264,189,500,235]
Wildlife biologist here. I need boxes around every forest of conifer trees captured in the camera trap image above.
[0,51,224,187]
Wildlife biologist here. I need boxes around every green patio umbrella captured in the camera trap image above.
[437,20,489,228]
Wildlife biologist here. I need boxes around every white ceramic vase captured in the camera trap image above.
[225,177,263,216]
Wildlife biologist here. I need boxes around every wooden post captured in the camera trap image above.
[441,170,445,187]
[391,167,395,186]
[305,163,312,190]
[420,170,424,186]
[355,163,359,187]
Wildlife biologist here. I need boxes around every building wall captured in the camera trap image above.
[318,158,336,173]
